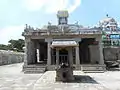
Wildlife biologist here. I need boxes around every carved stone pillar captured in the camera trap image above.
[24,39,28,66]
[75,45,80,65]
[56,48,59,65]
[26,39,32,64]
[68,47,73,66]
[25,38,35,64]
[31,41,36,64]
[47,42,51,65]
[96,37,104,65]
[39,45,41,61]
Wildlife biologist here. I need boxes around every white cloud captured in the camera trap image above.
[22,0,81,13]
[68,0,81,13]
[23,0,47,11]
[0,25,24,45]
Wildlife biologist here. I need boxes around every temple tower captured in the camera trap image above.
[57,10,69,25]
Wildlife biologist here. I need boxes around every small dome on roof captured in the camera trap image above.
[57,10,69,17]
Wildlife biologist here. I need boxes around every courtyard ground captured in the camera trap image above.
[0,63,120,90]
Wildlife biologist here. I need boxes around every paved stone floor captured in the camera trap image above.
[0,63,120,90]
[0,63,42,90]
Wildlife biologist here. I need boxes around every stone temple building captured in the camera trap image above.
[22,10,106,73]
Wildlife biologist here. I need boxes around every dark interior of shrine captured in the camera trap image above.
[79,38,95,64]
[33,39,47,64]
[31,38,96,65]
[59,48,68,64]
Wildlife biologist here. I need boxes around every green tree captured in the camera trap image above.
[8,39,25,52]
[0,44,8,50]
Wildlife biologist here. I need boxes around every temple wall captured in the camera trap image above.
[89,47,120,62]
[0,50,24,66]
[103,47,120,61]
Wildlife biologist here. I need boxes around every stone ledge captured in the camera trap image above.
[81,64,106,72]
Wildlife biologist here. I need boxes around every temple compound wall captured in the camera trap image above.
[0,50,24,65]
[0,48,119,67]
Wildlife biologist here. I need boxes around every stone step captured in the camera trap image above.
[81,65,106,72]
[23,65,46,68]
[83,71,105,73]
[23,67,46,73]
[25,68,45,70]
[108,68,120,71]
[24,70,45,74]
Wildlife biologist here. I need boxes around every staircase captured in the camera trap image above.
[23,65,46,74]
[81,64,106,73]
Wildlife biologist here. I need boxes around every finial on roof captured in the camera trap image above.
[25,24,28,29]
[29,25,31,29]
[48,22,51,25]
[75,21,78,25]
[106,14,109,17]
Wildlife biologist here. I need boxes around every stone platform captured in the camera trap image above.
[33,71,109,90]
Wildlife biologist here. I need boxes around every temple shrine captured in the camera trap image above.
[22,10,106,73]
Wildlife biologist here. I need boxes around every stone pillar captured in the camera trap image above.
[39,45,41,61]
[26,39,32,64]
[24,40,28,66]
[68,47,73,66]
[56,48,59,65]
[47,42,51,65]
[31,41,36,64]
[75,46,80,65]
[97,37,104,65]
[25,38,35,64]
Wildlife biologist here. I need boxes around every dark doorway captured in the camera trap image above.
[79,38,95,64]
[34,39,47,65]
[59,48,68,64]
[39,42,47,64]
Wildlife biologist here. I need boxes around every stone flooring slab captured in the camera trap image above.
[0,63,43,90]
[0,63,120,90]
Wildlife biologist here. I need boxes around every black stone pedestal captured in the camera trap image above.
[55,64,74,82]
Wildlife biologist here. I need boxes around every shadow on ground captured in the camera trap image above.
[62,75,99,84]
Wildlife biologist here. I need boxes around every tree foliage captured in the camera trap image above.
[0,44,9,50]
[0,39,25,52]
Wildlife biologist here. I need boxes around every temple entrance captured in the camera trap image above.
[59,48,68,64]
[79,38,95,64]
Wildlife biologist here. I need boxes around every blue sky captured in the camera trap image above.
[0,0,120,44]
